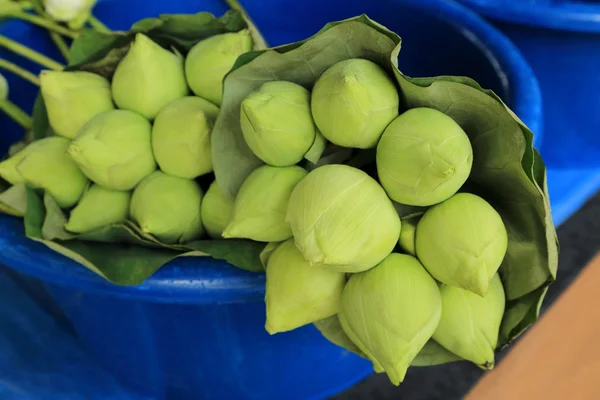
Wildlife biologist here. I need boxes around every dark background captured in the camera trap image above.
[334,193,600,400]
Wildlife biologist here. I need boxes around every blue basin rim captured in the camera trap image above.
[0,0,543,304]
[458,0,600,32]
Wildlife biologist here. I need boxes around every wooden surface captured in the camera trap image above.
[466,252,600,400]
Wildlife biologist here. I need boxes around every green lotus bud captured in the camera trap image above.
[398,216,420,256]
[15,137,88,208]
[339,254,442,385]
[416,193,508,297]
[185,30,253,106]
[0,72,7,100]
[201,181,234,239]
[377,107,473,206]
[264,238,345,334]
[287,164,400,273]
[43,0,96,23]
[40,70,114,139]
[152,96,219,179]
[65,184,131,233]
[433,274,505,369]
[130,171,204,244]
[68,110,156,191]
[240,81,316,166]
[223,165,307,242]
[112,33,188,119]
[311,58,399,149]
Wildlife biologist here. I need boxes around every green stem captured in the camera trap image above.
[0,35,64,71]
[49,32,70,62]
[0,100,32,129]
[88,14,110,33]
[222,0,268,49]
[11,11,78,39]
[0,59,40,86]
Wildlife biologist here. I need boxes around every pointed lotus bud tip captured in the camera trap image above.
[264,321,278,335]
[220,224,237,239]
[0,145,30,185]
[470,267,490,297]
[482,360,495,371]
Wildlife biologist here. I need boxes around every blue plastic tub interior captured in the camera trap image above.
[459,0,600,226]
[0,0,544,399]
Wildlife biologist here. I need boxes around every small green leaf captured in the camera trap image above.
[314,315,367,359]
[132,11,248,52]
[31,93,50,140]
[0,184,27,217]
[68,29,128,67]
[411,340,461,367]
[185,239,265,273]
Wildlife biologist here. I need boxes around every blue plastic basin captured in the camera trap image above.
[0,0,542,399]
[457,0,600,225]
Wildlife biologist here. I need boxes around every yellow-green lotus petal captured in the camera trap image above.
[112,33,187,119]
[16,137,88,208]
[240,81,316,166]
[339,253,442,385]
[223,165,307,242]
[185,30,253,106]
[433,273,505,369]
[377,108,473,206]
[152,96,219,179]
[286,164,400,273]
[201,181,234,239]
[265,238,345,334]
[416,193,508,297]
[68,110,156,191]
[0,144,32,185]
[259,241,281,270]
[130,171,204,244]
[40,70,114,139]
[311,58,399,149]
[65,184,131,233]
